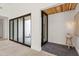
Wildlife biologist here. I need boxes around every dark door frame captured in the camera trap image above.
[9,13,31,47]
[41,11,48,46]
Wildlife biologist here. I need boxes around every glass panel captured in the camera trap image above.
[14,19,17,41]
[43,14,48,43]
[9,20,13,40]
[18,18,23,43]
[24,16,31,46]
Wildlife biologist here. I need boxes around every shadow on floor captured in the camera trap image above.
[42,42,78,56]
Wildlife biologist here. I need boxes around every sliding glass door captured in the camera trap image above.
[24,16,31,46]
[41,11,48,46]
[14,19,18,41]
[9,13,31,47]
[18,18,23,43]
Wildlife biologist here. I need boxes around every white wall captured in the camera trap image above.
[0,16,8,39]
[3,17,9,39]
[0,19,3,38]
[73,4,79,54]
[48,10,75,45]
[31,9,41,51]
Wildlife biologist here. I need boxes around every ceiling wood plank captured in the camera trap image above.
[43,3,78,15]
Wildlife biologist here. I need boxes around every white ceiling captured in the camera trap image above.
[0,3,57,19]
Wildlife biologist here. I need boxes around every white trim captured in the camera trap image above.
[75,46,79,55]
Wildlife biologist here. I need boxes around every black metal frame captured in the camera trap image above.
[17,19,19,42]
[9,13,31,47]
[41,11,48,46]
[23,17,25,44]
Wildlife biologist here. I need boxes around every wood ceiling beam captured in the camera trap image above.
[43,3,78,15]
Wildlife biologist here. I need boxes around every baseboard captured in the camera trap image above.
[75,47,79,55]
[48,42,70,47]
[48,41,67,46]
[2,38,8,40]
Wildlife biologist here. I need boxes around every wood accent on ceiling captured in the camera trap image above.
[43,3,78,15]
